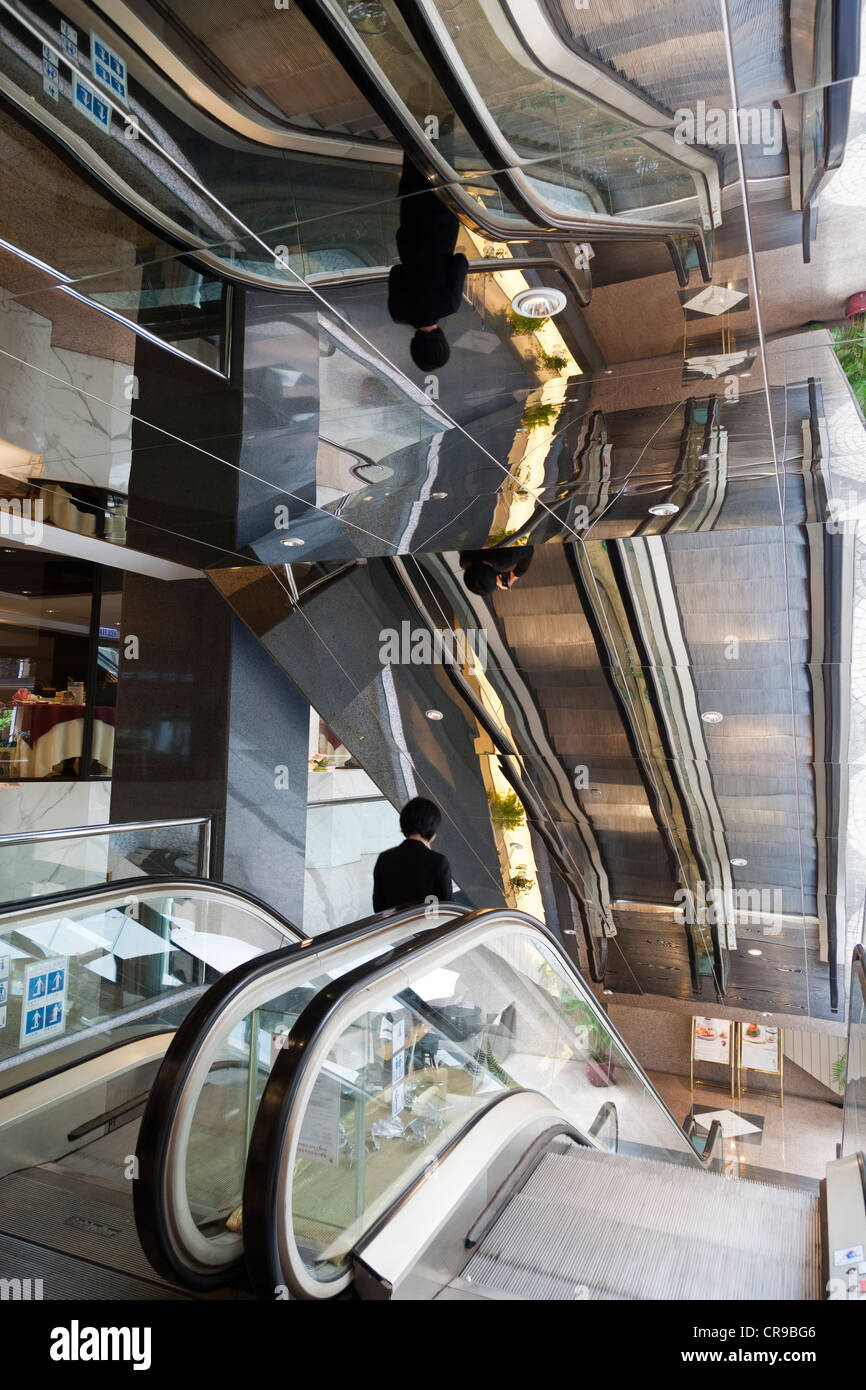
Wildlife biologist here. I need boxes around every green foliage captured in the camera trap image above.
[509,873,535,894]
[488,789,525,830]
[831,315,866,413]
[508,310,549,336]
[536,348,568,373]
[486,528,517,547]
[832,1052,848,1094]
[521,401,559,431]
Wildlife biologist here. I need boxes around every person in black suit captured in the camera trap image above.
[373,796,453,912]
[459,545,535,596]
[387,154,468,373]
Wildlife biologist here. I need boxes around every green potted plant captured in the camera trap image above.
[561,988,616,1086]
[832,1052,847,1095]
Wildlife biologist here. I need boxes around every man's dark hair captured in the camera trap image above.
[463,561,497,596]
[400,796,442,840]
[410,326,450,371]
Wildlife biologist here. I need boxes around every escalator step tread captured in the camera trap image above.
[461,1147,821,1301]
[0,1230,190,1301]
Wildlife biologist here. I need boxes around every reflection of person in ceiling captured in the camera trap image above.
[459,546,535,596]
[387,153,468,373]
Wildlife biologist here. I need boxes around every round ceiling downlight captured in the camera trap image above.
[648,502,679,517]
[701,710,724,723]
[510,287,567,319]
[280,537,305,547]
[425,709,444,720]
[730,857,748,867]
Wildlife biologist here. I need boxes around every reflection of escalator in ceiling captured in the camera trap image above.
[120,0,396,142]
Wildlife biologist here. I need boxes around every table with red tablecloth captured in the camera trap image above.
[6,704,116,776]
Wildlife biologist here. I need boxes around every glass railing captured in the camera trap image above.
[243,906,701,1297]
[842,944,865,1160]
[133,899,467,1288]
[0,876,301,1097]
[0,817,212,905]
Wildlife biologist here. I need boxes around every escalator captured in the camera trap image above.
[0,875,462,1297]
[197,905,861,1302]
[0,0,716,290]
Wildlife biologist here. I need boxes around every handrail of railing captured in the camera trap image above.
[242,904,707,1298]
[0,816,212,878]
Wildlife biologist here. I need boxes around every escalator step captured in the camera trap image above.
[461,1147,821,1301]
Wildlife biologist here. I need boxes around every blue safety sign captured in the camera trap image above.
[90,31,128,104]
[20,956,68,1048]
[72,75,112,133]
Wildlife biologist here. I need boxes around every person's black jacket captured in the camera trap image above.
[459,546,535,577]
[372,838,452,912]
[387,157,468,329]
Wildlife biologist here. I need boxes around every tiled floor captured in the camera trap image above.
[648,1070,842,1181]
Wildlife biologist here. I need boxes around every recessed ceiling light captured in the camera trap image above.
[730,857,748,866]
[425,709,443,720]
[280,537,304,547]
[648,502,679,516]
[431,492,448,500]
[510,287,567,318]
[603,988,613,995]
[701,710,723,723]
[747,948,763,957]
[761,1012,771,1017]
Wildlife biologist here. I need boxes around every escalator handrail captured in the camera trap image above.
[297,0,709,284]
[397,0,715,228]
[683,1115,725,1170]
[242,904,706,1299]
[98,0,404,157]
[132,899,469,1289]
[0,53,589,314]
[389,0,712,278]
[0,873,302,942]
[587,1098,618,1147]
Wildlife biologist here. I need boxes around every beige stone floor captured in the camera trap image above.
[648,1070,842,1182]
